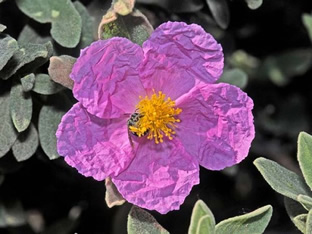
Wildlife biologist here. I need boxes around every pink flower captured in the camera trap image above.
[56,22,255,214]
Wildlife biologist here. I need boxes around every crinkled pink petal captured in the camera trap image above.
[71,38,146,119]
[112,139,199,214]
[176,83,255,170]
[56,103,136,181]
[140,21,224,100]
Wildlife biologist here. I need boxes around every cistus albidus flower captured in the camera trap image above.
[56,22,255,214]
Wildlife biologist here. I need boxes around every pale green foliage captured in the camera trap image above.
[219,68,248,89]
[0,35,18,71]
[245,0,263,10]
[33,74,63,95]
[16,0,82,48]
[302,13,312,42]
[298,132,312,190]
[206,0,229,29]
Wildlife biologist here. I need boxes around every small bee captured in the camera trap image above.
[127,111,148,147]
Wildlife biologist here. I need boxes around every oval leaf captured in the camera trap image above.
[245,0,263,10]
[127,206,169,234]
[16,0,82,48]
[48,55,75,89]
[206,0,230,29]
[215,205,272,234]
[218,68,248,89]
[307,209,312,233]
[197,215,215,234]
[0,35,18,71]
[38,97,70,160]
[298,194,312,211]
[10,82,32,132]
[254,157,312,200]
[298,132,312,190]
[20,73,35,92]
[12,123,38,162]
[33,73,63,95]
[188,200,215,234]
[0,89,18,158]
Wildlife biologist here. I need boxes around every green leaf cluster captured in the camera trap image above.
[127,200,272,234]
[254,132,312,233]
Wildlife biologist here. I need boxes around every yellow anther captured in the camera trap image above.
[129,91,182,144]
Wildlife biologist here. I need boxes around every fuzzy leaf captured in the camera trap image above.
[215,205,272,234]
[298,194,312,211]
[188,200,215,234]
[298,132,312,190]
[73,1,94,49]
[48,55,75,89]
[0,35,18,71]
[136,0,204,13]
[285,197,307,233]
[12,123,38,162]
[128,206,169,234]
[206,0,230,29]
[20,73,35,92]
[254,157,312,200]
[245,0,263,10]
[0,24,6,32]
[10,82,32,132]
[197,215,215,234]
[33,73,63,95]
[38,94,71,160]
[105,177,125,208]
[218,68,248,89]
[0,89,18,158]
[18,25,51,44]
[0,42,53,80]
[302,13,312,42]
[98,9,153,46]
[15,0,82,48]
[307,209,312,233]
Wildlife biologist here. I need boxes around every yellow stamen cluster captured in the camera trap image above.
[129,91,182,144]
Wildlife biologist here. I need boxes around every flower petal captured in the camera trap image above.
[71,38,146,119]
[56,103,136,181]
[176,83,255,170]
[140,21,224,100]
[112,139,199,214]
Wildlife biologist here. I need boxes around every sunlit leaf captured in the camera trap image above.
[48,55,75,89]
[0,24,6,32]
[215,205,272,234]
[206,0,230,29]
[0,35,18,71]
[254,157,312,200]
[16,0,82,48]
[112,0,135,15]
[188,200,215,234]
[12,123,38,162]
[128,206,169,234]
[298,132,312,190]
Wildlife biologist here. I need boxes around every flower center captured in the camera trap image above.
[129,91,182,144]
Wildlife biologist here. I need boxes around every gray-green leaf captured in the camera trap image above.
[0,88,18,158]
[0,42,52,80]
[298,132,312,190]
[0,35,18,71]
[298,194,312,211]
[254,157,312,200]
[10,82,32,132]
[218,68,248,89]
[12,123,38,162]
[302,13,312,43]
[127,206,169,234]
[18,25,51,44]
[16,0,82,48]
[188,200,215,234]
[197,215,215,234]
[206,0,230,29]
[0,24,6,32]
[215,205,272,234]
[20,73,36,92]
[73,1,94,49]
[33,73,63,95]
[284,197,307,233]
[0,199,26,227]
[245,0,263,10]
[105,177,125,208]
[307,209,312,233]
